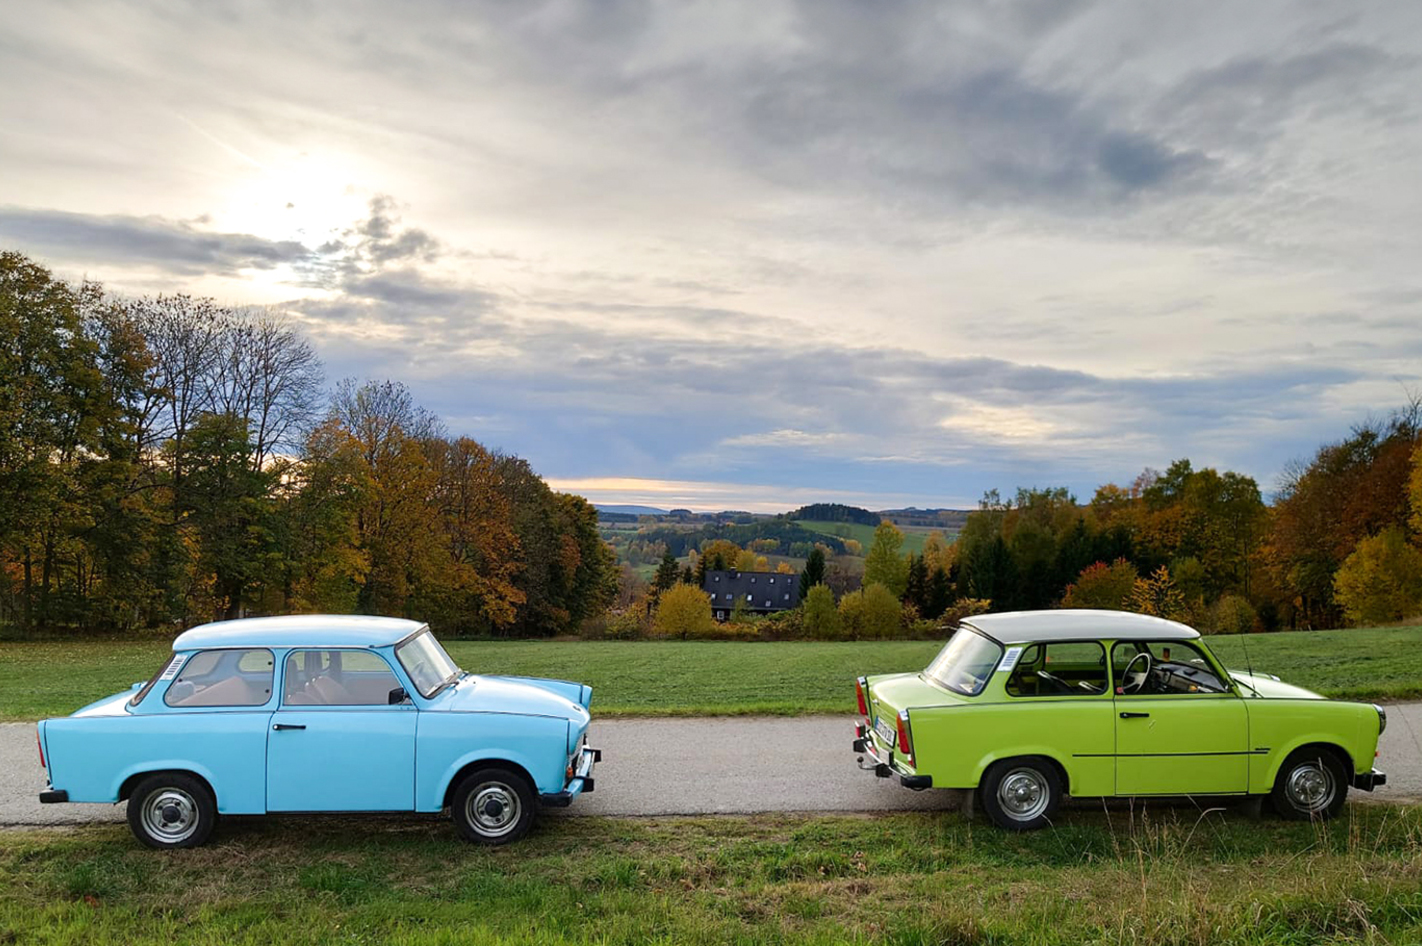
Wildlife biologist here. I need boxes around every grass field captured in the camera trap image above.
[3,624,1421,722]
[3,806,1421,944]
[794,519,949,555]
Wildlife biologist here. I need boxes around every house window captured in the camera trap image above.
[784,593,790,600]
[764,600,770,607]
[769,577,775,584]
[713,575,720,582]
[745,594,752,602]
[750,577,756,584]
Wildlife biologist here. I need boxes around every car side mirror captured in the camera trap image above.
[388,686,409,705]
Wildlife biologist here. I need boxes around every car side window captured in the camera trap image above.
[283,649,402,706]
[1112,640,1228,695]
[164,649,274,707]
[1006,641,1107,697]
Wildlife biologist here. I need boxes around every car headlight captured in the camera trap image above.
[1373,704,1387,735]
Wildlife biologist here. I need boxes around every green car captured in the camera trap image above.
[852,610,1387,830]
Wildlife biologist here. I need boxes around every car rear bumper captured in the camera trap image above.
[1353,769,1386,791]
[853,722,932,790]
[39,790,68,804]
[541,745,601,807]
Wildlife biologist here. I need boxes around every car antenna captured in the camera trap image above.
[1237,630,1255,691]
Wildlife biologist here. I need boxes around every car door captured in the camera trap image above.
[267,648,417,812]
[1112,639,1250,796]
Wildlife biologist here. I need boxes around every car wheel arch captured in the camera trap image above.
[975,751,1071,796]
[1273,741,1354,782]
[442,758,538,810]
[117,766,218,805]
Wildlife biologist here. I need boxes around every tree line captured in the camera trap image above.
[0,251,616,636]
[860,407,1422,632]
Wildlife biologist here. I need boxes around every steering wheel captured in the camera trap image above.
[1121,651,1152,694]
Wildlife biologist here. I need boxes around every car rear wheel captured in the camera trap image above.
[979,758,1062,831]
[126,773,217,849]
[452,767,536,845]
[1270,749,1349,821]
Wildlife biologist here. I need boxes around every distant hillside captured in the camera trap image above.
[877,507,971,530]
[795,520,937,555]
[594,504,669,516]
[785,503,880,526]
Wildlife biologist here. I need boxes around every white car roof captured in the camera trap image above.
[172,614,427,651]
[961,610,1200,645]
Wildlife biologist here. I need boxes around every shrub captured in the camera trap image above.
[1207,594,1256,635]
[1061,559,1137,610]
[838,582,902,640]
[1333,526,1422,626]
[652,584,716,639]
[1125,566,1188,621]
[801,584,842,640]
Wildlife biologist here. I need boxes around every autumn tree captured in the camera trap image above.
[1061,559,1137,610]
[801,584,841,639]
[653,583,714,638]
[863,521,908,595]
[1332,527,1422,626]
[838,582,902,640]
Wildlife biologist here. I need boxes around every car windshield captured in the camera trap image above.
[394,628,463,697]
[924,627,1004,696]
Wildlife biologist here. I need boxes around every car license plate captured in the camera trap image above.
[873,716,896,748]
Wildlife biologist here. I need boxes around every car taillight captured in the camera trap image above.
[896,711,914,766]
[855,677,869,717]
[36,728,45,769]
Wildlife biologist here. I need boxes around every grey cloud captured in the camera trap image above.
[0,206,318,276]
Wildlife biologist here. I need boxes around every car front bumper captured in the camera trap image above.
[1353,769,1386,791]
[853,722,932,790]
[540,744,601,807]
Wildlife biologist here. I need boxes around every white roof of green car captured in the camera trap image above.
[962,610,1200,645]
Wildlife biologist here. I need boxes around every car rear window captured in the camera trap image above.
[164,649,275,707]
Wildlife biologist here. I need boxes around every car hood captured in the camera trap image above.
[1229,670,1324,700]
[435,674,591,723]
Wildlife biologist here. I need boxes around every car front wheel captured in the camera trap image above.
[452,767,536,845]
[979,757,1062,831]
[126,773,217,849]
[1270,750,1349,821]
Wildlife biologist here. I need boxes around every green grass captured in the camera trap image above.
[3,805,1422,944]
[4,625,1421,722]
[795,519,948,555]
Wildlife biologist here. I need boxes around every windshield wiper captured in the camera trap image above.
[428,669,463,697]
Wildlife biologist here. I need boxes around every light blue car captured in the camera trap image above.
[36,615,600,848]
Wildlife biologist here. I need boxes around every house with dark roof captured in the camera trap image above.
[703,570,800,621]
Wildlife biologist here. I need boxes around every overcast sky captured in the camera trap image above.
[3,1,1420,511]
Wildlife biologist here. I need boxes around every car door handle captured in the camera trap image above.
[273,723,306,731]
[1119,712,1150,719]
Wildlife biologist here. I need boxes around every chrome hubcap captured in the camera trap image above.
[466,783,520,836]
[140,788,199,843]
[1286,762,1335,812]
[998,768,1049,820]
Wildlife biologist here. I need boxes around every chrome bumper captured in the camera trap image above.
[541,745,601,807]
[853,722,931,790]
[1353,768,1386,791]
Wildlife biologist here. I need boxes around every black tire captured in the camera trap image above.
[979,757,1062,831]
[1270,748,1349,821]
[451,767,537,845]
[126,772,217,849]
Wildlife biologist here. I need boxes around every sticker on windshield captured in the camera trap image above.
[158,654,186,680]
[997,647,1023,673]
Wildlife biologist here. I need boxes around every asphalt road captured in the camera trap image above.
[3,707,1419,827]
